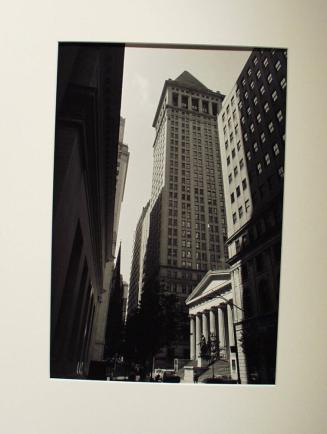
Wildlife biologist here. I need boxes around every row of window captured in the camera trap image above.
[247,142,280,162]
[232,199,251,224]
[230,178,248,203]
[172,92,218,115]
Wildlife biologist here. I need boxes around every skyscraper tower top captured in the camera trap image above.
[152,71,224,128]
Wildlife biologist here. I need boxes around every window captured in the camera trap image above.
[273,143,280,156]
[250,81,255,89]
[254,57,258,65]
[253,96,258,105]
[261,132,266,143]
[250,123,255,132]
[227,156,231,166]
[267,73,273,84]
[269,121,274,133]
[263,57,268,67]
[278,166,284,177]
[236,186,241,197]
[232,212,237,224]
[242,178,247,190]
[277,110,283,122]
[247,151,252,160]
[265,153,271,165]
[257,69,262,78]
[272,90,278,101]
[228,173,233,183]
[264,102,270,112]
[247,107,251,116]
[242,78,246,86]
[245,91,249,99]
[234,166,238,177]
[245,199,250,212]
[231,192,235,203]
[257,113,262,123]
[240,158,244,169]
[275,60,281,71]
[281,77,287,89]
[253,142,259,152]
[257,163,262,174]
[247,68,252,76]
[172,93,178,107]
[260,85,265,95]
[239,206,243,218]
[232,148,236,158]
[202,100,208,113]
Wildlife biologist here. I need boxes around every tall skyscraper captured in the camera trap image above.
[218,49,287,383]
[142,71,229,364]
[128,201,150,317]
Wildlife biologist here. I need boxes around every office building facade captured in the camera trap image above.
[51,43,124,378]
[128,201,150,317]
[218,49,287,383]
[90,117,129,362]
[143,71,229,363]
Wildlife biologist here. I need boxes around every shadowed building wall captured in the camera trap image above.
[51,43,124,378]
[218,48,287,384]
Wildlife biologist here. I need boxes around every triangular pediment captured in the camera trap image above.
[186,270,231,305]
[174,71,209,91]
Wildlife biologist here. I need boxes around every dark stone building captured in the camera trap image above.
[218,48,287,383]
[50,43,124,378]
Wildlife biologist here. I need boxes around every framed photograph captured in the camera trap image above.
[1,1,326,433]
[51,43,286,386]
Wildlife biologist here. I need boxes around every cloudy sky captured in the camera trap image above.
[117,45,251,282]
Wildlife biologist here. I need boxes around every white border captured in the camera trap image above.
[1,1,326,433]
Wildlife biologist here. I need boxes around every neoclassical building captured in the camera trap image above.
[185,270,242,382]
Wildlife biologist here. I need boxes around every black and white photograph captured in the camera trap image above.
[51,43,286,384]
[1,1,327,433]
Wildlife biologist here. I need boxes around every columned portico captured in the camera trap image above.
[185,270,239,382]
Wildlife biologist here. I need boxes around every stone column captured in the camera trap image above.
[209,309,216,338]
[202,310,209,342]
[195,314,202,359]
[190,315,196,360]
[218,305,226,358]
[227,303,235,348]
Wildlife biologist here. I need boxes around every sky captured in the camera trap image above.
[117,46,251,282]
